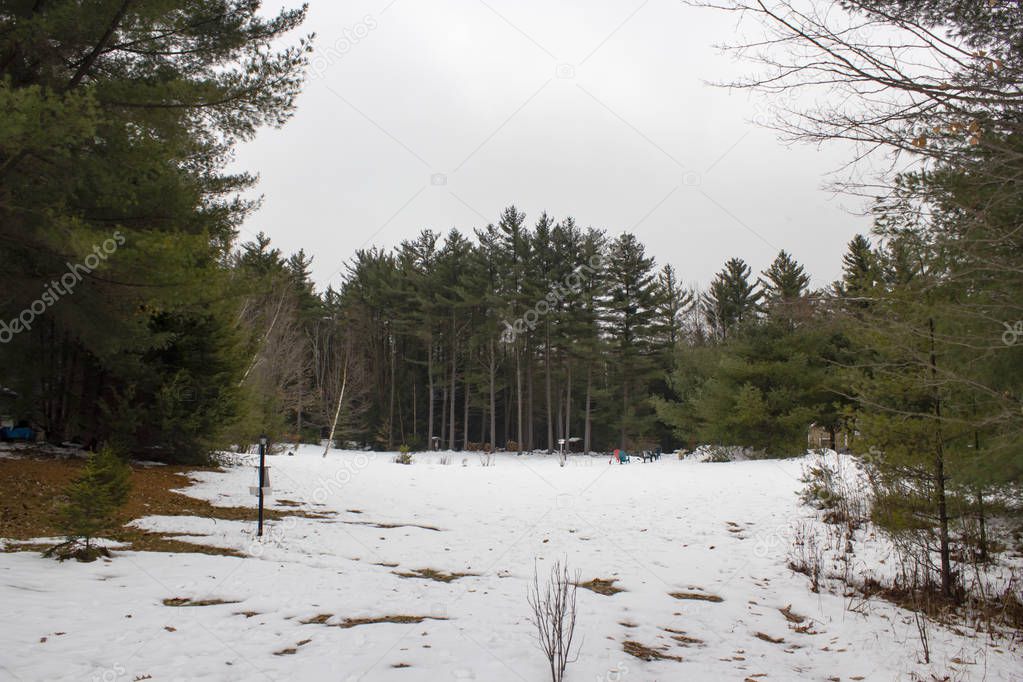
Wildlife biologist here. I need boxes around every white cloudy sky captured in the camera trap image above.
[233,0,872,292]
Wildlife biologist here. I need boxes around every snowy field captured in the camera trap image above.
[1,447,1020,681]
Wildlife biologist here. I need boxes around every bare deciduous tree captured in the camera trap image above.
[527,559,580,682]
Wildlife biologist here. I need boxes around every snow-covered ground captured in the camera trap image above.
[1,447,1019,681]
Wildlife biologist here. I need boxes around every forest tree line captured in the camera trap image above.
[232,213,853,457]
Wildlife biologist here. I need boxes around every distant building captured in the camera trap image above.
[807,422,853,452]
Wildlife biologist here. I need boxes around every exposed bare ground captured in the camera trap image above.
[163,597,240,607]
[669,591,723,603]
[393,568,476,583]
[344,520,442,531]
[779,604,806,623]
[754,631,785,644]
[0,452,322,556]
[299,613,447,628]
[575,578,625,596]
[622,640,683,662]
[663,627,704,646]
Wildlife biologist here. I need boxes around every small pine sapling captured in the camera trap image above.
[394,443,413,465]
[47,447,132,561]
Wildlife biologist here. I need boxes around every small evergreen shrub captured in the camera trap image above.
[394,444,413,465]
[48,447,132,561]
[799,458,843,511]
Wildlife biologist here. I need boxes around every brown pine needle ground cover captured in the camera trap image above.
[0,451,319,557]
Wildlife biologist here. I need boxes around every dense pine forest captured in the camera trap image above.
[229,215,846,457]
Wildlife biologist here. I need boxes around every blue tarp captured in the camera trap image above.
[0,426,34,441]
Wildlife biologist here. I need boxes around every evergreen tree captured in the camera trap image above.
[603,233,663,448]
[656,264,695,349]
[0,2,310,459]
[668,319,844,456]
[761,251,813,327]
[702,258,762,339]
[51,447,132,561]
[761,251,810,303]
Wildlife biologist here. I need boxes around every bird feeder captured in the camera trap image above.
[249,464,272,496]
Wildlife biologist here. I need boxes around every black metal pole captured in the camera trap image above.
[257,435,266,537]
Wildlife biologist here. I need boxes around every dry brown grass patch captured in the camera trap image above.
[779,604,806,623]
[663,627,703,646]
[335,615,446,629]
[300,614,333,625]
[622,640,683,662]
[162,597,240,607]
[393,568,476,583]
[346,520,441,531]
[669,591,723,602]
[575,578,625,596]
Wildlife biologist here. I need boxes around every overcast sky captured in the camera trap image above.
[232,0,871,293]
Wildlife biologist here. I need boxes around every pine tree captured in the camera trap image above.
[496,206,531,453]
[762,251,810,303]
[761,251,813,328]
[574,228,608,454]
[50,447,132,561]
[834,235,878,307]
[702,258,763,339]
[656,264,695,349]
[603,233,662,448]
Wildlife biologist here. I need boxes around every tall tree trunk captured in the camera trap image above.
[516,349,523,454]
[449,338,457,451]
[503,384,511,448]
[388,338,396,449]
[526,348,534,451]
[322,351,350,457]
[584,364,592,455]
[556,388,563,443]
[929,317,952,598]
[479,400,487,445]
[620,379,629,450]
[440,383,448,449]
[427,342,435,450]
[462,355,470,450]
[489,339,497,450]
[565,360,572,452]
[545,326,553,454]
[973,428,988,562]
[296,377,303,439]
